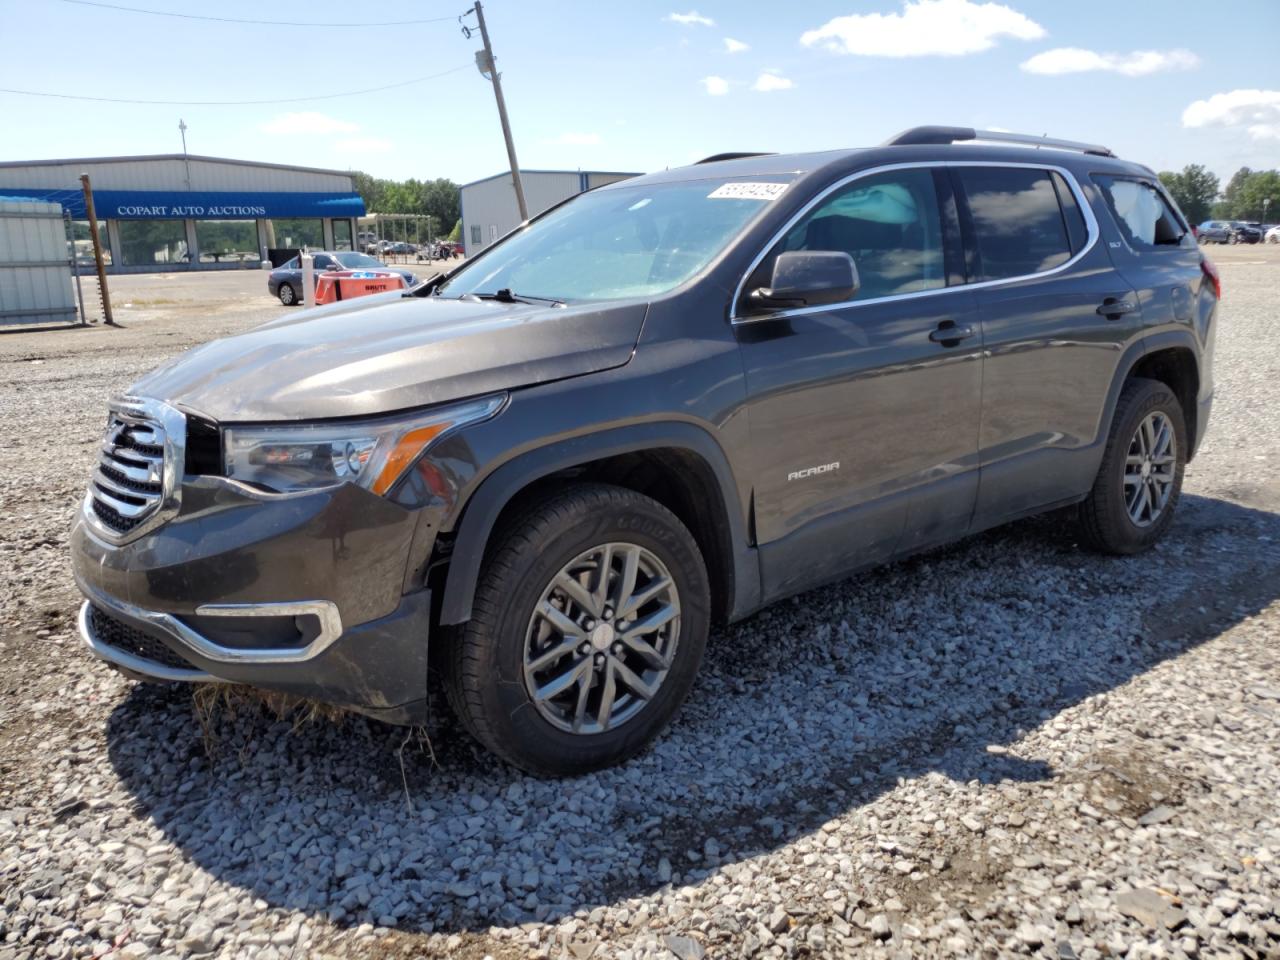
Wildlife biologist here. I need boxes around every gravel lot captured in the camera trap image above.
[2,248,1278,960]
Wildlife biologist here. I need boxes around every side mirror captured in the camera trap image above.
[746,250,859,314]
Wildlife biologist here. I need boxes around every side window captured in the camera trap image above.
[753,168,946,301]
[1094,175,1189,250]
[955,167,1073,280]
[470,225,482,245]
[312,254,334,269]
[1050,172,1089,254]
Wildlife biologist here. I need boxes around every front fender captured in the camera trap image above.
[438,420,761,625]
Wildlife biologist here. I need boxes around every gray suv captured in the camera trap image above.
[72,126,1219,776]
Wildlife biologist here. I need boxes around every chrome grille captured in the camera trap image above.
[83,397,186,544]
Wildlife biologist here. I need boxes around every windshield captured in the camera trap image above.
[437,177,794,302]
[336,252,383,268]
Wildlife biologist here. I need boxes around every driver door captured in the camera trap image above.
[735,166,983,601]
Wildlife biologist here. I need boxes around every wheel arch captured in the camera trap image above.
[1128,343,1200,457]
[1095,331,1201,456]
[437,422,761,627]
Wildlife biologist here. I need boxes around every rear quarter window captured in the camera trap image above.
[955,167,1074,281]
[1094,175,1190,250]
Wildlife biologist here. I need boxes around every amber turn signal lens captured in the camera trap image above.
[370,423,450,496]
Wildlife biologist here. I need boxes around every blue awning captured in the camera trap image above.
[0,188,366,220]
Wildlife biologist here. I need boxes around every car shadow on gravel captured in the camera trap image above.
[103,492,1280,935]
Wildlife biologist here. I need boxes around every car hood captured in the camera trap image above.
[129,293,647,422]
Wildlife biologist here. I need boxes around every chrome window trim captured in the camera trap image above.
[82,395,186,546]
[730,160,1100,324]
[77,577,345,666]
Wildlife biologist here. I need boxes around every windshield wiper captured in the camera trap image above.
[470,288,564,305]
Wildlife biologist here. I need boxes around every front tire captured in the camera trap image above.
[1077,377,1186,554]
[278,282,297,306]
[442,483,710,776]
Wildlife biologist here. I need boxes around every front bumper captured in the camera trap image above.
[72,475,436,724]
[77,585,433,724]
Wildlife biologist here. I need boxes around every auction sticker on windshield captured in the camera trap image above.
[708,182,789,201]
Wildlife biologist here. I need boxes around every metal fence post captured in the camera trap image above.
[64,211,88,325]
[302,252,315,308]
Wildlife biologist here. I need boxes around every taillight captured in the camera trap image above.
[1201,256,1221,299]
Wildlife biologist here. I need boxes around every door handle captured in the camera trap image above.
[929,321,975,345]
[1096,297,1137,320]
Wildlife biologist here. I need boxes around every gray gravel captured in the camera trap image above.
[2,251,1278,960]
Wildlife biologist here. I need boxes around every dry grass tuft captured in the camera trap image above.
[192,684,349,757]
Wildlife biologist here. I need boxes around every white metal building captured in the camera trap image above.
[0,154,366,273]
[0,198,77,326]
[459,169,640,257]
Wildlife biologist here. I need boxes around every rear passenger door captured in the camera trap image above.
[955,165,1143,526]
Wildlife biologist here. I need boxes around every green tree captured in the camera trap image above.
[447,218,461,242]
[419,179,460,233]
[1235,170,1280,221]
[1158,164,1219,225]
[351,171,386,212]
[1221,167,1253,218]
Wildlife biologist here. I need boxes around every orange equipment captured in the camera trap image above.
[314,270,406,305]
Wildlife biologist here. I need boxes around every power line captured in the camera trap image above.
[0,64,473,106]
[60,0,457,27]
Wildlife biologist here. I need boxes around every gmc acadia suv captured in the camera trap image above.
[72,126,1218,776]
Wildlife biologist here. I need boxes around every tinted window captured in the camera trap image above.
[956,167,1072,280]
[335,252,383,268]
[1095,176,1189,249]
[760,168,945,301]
[1051,172,1088,254]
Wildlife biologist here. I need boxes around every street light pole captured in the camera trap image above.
[466,2,528,222]
[178,118,191,190]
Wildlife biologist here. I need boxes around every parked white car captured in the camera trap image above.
[1265,225,1280,244]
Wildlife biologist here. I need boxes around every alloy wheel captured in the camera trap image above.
[1124,411,1176,527]
[523,542,681,735]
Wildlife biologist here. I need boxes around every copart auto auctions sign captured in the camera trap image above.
[112,204,268,217]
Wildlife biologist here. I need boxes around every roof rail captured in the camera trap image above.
[696,152,777,164]
[884,125,1114,158]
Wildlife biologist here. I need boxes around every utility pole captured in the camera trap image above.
[464,2,528,221]
[79,173,114,326]
[178,118,191,190]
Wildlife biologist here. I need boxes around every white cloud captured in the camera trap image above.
[702,75,730,95]
[258,112,359,135]
[724,37,750,53]
[1183,89,1280,141]
[1021,47,1199,77]
[666,10,714,26]
[332,137,393,154]
[545,132,602,146]
[753,71,794,92]
[800,0,1044,57]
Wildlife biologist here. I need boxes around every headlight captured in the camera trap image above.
[223,395,504,495]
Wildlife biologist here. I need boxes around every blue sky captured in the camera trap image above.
[2,0,1278,185]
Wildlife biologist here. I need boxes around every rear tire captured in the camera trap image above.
[1077,377,1186,555]
[442,483,710,776]
[278,282,296,306]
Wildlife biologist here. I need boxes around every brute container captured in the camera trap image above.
[314,269,406,305]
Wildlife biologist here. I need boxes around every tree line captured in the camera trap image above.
[1159,165,1280,225]
[351,172,462,241]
